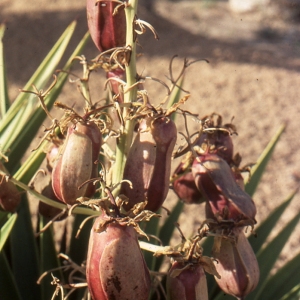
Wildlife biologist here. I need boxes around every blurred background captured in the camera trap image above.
[1,0,300,270]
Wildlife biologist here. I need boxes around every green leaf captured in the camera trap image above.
[39,219,62,300]
[154,200,184,270]
[69,214,94,265]
[255,252,300,300]
[4,30,90,171]
[0,23,10,117]
[248,191,296,254]
[10,196,41,300]
[245,125,285,197]
[13,141,47,184]
[0,21,77,134]
[0,251,22,300]
[250,212,300,300]
[68,214,93,299]
[158,200,184,246]
[280,283,300,300]
[0,213,17,251]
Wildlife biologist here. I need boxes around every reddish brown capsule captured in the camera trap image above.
[196,130,234,164]
[167,262,208,300]
[172,157,204,204]
[86,214,151,300]
[173,171,204,204]
[52,121,102,206]
[212,228,260,299]
[38,183,67,221]
[192,153,256,222]
[86,0,126,52]
[0,162,21,213]
[121,117,177,212]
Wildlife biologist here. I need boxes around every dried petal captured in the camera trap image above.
[86,214,151,300]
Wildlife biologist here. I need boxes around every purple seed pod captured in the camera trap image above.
[38,183,67,221]
[192,153,256,222]
[121,117,177,212]
[86,0,126,52]
[86,214,151,300]
[172,157,204,204]
[196,130,234,165]
[212,227,260,299]
[0,162,21,213]
[52,121,102,206]
[167,261,208,300]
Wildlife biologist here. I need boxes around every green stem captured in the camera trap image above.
[112,0,138,189]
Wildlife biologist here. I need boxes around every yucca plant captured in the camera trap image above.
[0,1,299,300]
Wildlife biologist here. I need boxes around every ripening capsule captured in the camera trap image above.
[52,121,102,206]
[212,227,260,299]
[121,116,177,212]
[86,0,126,52]
[196,130,234,164]
[167,262,208,300]
[0,162,21,213]
[172,158,204,204]
[86,214,151,300]
[192,153,256,222]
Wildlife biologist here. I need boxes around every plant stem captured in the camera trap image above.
[112,0,138,191]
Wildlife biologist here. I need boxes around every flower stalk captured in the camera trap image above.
[112,0,139,189]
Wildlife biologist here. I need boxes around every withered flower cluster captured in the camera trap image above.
[0,1,260,299]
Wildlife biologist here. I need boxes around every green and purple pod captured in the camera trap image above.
[167,261,208,300]
[192,153,256,222]
[86,214,151,300]
[86,0,126,52]
[121,116,177,212]
[52,121,102,206]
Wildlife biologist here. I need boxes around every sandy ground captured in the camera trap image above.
[1,0,300,271]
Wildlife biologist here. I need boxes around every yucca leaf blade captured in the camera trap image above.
[245,125,285,197]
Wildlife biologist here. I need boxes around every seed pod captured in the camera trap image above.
[52,121,102,206]
[86,0,126,52]
[146,117,177,211]
[196,130,234,164]
[192,153,256,222]
[0,162,21,213]
[86,214,151,300]
[212,228,260,299]
[173,171,204,204]
[38,183,67,221]
[121,117,177,212]
[167,262,208,300]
